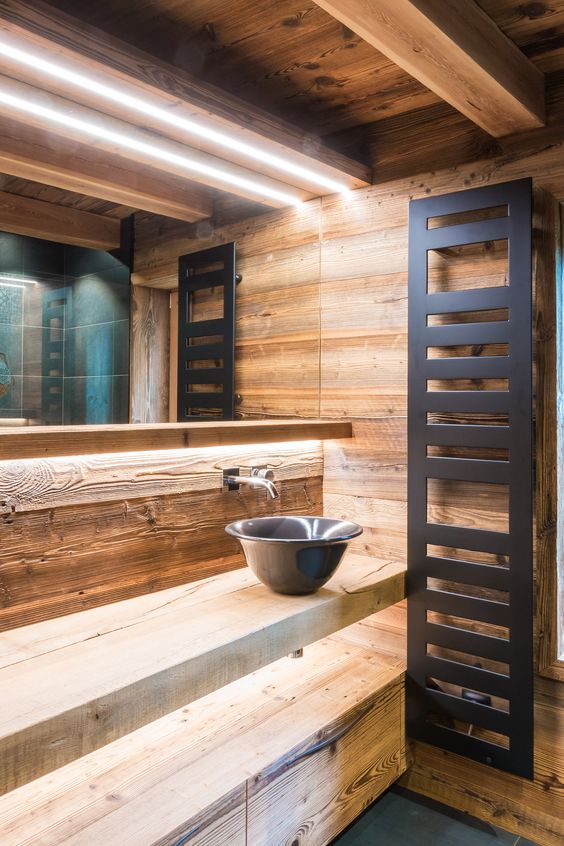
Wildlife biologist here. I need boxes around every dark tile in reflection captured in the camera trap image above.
[22,237,64,276]
[112,375,129,423]
[22,376,63,425]
[24,281,68,328]
[113,320,130,375]
[64,376,112,424]
[68,268,130,328]
[66,323,113,378]
[0,324,22,374]
[23,327,63,377]
[0,232,24,275]
[0,374,21,415]
[0,284,23,324]
[64,245,123,279]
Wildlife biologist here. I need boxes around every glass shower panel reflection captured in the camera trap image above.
[0,232,130,426]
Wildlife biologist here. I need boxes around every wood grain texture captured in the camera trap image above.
[312,0,545,137]
[0,472,322,632]
[0,442,323,513]
[130,286,170,424]
[0,189,121,249]
[0,554,405,793]
[0,419,351,459]
[0,0,369,190]
[0,622,405,846]
[0,116,212,222]
[533,188,564,681]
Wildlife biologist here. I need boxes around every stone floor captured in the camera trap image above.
[331,787,540,846]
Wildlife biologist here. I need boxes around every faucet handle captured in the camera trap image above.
[252,466,274,481]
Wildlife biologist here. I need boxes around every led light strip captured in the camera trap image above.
[0,39,349,194]
[0,274,37,287]
[0,88,303,206]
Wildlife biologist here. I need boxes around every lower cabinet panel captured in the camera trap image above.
[247,676,404,846]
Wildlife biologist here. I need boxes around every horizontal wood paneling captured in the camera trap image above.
[0,444,323,631]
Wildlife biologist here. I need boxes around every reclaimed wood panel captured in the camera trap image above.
[0,554,405,793]
[130,285,170,424]
[0,622,405,845]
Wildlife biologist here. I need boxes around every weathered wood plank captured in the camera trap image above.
[0,622,405,845]
[0,419,351,460]
[130,286,169,424]
[0,189,121,249]
[0,553,405,793]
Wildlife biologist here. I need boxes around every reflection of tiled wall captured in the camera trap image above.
[0,232,130,425]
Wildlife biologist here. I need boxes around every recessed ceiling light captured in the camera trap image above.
[0,87,304,207]
[0,38,350,195]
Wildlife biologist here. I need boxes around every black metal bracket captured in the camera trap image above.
[177,242,236,421]
[407,178,534,779]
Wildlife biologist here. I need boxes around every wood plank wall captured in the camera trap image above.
[132,132,564,845]
[0,442,323,631]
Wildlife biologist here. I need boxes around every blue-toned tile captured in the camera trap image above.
[0,283,23,324]
[67,274,115,327]
[24,280,68,328]
[0,325,22,374]
[0,232,24,275]
[23,327,63,377]
[64,376,112,425]
[22,237,64,276]
[0,374,21,414]
[64,244,124,279]
[113,320,130,375]
[22,376,63,425]
[332,788,518,846]
[516,839,542,845]
[67,323,113,378]
[112,375,129,423]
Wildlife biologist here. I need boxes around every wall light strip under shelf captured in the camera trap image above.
[0,275,37,288]
[0,38,349,195]
[0,86,303,207]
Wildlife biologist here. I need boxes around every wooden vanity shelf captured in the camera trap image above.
[0,419,352,460]
[0,553,405,795]
[0,614,406,846]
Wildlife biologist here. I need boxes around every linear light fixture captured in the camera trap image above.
[0,274,37,288]
[0,39,349,195]
[0,87,303,207]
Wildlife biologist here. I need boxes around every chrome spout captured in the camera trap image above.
[223,472,280,500]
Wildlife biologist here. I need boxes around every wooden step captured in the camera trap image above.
[0,553,405,794]
[0,618,406,846]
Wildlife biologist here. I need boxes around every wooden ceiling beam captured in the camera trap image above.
[0,75,311,208]
[0,0,370,192]
[0,189,120,249]
[0,117,212,223]
[312,0,545,138]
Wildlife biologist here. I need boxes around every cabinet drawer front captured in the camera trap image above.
[247,676,404,846]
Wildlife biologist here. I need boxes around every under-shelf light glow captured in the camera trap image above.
[0,39,350,195]
[0,87,303,206]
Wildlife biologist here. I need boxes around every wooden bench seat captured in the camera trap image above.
[0,611,407,846]
[0,553,405,794]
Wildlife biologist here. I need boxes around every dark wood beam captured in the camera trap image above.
[0,188,120,249]
[0,117,213,222]
[312,0,545,137]
[0,0,370,192]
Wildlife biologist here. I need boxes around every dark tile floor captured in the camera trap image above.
[331,787,541,846]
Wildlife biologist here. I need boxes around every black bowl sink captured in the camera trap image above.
[225,515,363,595]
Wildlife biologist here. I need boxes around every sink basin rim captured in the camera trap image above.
[225,515,363,545]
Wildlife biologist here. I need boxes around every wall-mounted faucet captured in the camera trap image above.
[223,466,280,500]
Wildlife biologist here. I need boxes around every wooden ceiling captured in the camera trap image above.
[0,0,562,236]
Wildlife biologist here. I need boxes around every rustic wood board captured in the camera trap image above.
[0,553,405,794]
[0,419,351,459]
[0,621,405,845]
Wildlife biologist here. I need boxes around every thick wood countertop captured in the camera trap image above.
[0,553,405,794]
[0,419,352,460]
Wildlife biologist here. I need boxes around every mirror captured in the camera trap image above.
[0,230,130,426]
